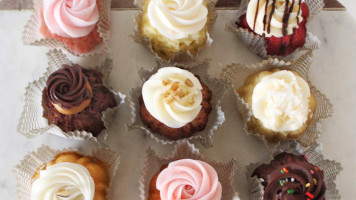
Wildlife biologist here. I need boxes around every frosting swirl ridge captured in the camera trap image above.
[46,64,93,110]
[142,67,203,128]
[246,0,304,37]
[156,159,222,200]
[147,0,208,40]
[43,0,100,38]
[31,162,95,200]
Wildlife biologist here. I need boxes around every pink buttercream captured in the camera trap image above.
[156,159,222,200]
[43,0,100,38]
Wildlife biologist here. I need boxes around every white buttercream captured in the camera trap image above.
[147,0,208,40]
[31,162,95,200]
[142,67,203,128]
[252,70,310,132]
[246,0,304,37]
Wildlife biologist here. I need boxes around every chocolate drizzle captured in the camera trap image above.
[253,153,326,200]
[253,0,260,31]
[46,64,93,109]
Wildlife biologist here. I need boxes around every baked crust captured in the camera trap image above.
[147,165,168,200]
[237,69,316,142]
[42,68,117,136]
[139,76,212,140]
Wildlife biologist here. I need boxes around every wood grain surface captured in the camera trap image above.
[0,0,346,10]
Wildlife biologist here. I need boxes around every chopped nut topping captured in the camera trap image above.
[165,96,174,104]
[162,78,172,86]
[171,82,179,91]
[176,89,186,98]
[162,91,170,98]
[189,96,195,105]
[185,78,194,87]
[56,188,72,198]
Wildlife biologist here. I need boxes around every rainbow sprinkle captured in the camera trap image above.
[287,190,294,194]
[283,168,289,173]
[313,179,318,185]
[281,169,285,174]
[305,183,311,188]
[314,166,319,171]
[306,192,314,199]
[310,170,314,175]
[280,180,284,186]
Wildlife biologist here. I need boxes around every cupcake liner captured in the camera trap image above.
[226,0,324,59]
[246,141,342,200]
[139,141,239,200]
[17,49,125,144]
[22,0,111,57]
[221,51,333,149]
[14,145,120,200]
[127,60,227,147]
[131,0,218,62]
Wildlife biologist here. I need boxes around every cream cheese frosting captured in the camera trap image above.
[246,0,304,37]
[43,0,100,38]
[147,0,208,40]
[156,159,222,200]
[31,162,95,200]
[252,70,310,132]
[142,67,203,128]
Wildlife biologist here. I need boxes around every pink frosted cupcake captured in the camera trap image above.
[39,0,102,53]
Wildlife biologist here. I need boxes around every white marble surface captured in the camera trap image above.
[0,10,355,199]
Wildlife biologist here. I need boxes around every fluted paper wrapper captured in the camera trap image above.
[14,145,120,200]
[139,141,239,200]
[127,60,227,147]
[22,0,111,57]
[131,0,218,62]
[227,0,324,59]
[17,50,125,144]
[246,141,342,200]
[221,51,333,149]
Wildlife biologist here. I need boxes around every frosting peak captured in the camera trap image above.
[246,0,304,37]
[252,70,310,132]
[142,67,203,128]
[31,162,95,200]
[147,0,208,40]
[156,159,222,200]
[43,0,100,38]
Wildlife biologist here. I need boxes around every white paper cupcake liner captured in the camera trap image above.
[246,141,342,200]
[131,0,218,62]
[17,49,125,144]
[139,141,239,200]
[22,0,111,57]
[14,145,120,200]
[227,0,324,59]
[221,51,333,149]
[127,60,227,147]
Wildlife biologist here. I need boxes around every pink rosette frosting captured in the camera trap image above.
[43,0,100,38]
[156,159,222,200]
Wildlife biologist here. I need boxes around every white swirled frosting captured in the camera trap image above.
[31,162,95,200]
[246,0,304,37]
[142,67,203,128]
[252,70,310,132]
[147,0,208,40]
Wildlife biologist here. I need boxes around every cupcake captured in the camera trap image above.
[139,141,238,200]
[18,50,123,141]
[253,152,326,199]
[221,52,332,147]
[23,0,111,56]
[136,0,217,61]
[237,69,316,142]
[140,67,212,140]
[42,64,117,136]
[15,145,119,200]
[231,0,324,57]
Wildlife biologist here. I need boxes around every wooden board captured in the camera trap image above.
[0,0,346,10]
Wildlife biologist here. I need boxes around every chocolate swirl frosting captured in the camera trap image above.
[46,64,93,109]
[253,153,326,200]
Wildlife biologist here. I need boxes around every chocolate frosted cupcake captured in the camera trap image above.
[42,64,117,136]
[253,152,326,200]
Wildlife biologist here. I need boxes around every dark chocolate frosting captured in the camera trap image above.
[253,153,326,200]
[46,64,93,109]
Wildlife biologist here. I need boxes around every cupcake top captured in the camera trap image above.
[246,0,304,37]
[31,162,95,200]
[46,64,93,115]
[156,159,222,200]
[142,67,203,128]
[43,0,100,38]
[251,70,310,132]
[253,152,326,200]
[147,0,208,40]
